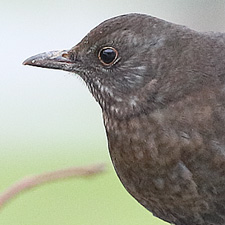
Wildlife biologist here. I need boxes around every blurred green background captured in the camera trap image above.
[1,1,225,224]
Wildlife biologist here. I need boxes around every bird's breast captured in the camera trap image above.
[103,111,207,223]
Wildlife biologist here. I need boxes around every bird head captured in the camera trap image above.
[23,13,202,118]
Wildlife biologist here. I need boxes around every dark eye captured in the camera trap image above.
[98,47,118,66]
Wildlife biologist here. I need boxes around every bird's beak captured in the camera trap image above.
[23,50,75,72]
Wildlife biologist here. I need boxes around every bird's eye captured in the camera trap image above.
[98,47,118,66]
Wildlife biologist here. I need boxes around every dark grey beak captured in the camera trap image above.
[23,50,75,71]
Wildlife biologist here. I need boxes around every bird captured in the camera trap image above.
[23,13,225,225]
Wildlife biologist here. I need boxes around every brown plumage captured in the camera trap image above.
[23,14,225,225]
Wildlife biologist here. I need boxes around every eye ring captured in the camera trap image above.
[98,47,118,66]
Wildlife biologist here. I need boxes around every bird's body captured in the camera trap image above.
[106,88,225,225]
[23,14,225,225]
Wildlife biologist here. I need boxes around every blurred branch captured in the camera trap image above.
[0,163,106,209]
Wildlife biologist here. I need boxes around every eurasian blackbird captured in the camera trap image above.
[23,13,225,225]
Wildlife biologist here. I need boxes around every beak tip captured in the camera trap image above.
[22,56,37,66]
[22,60,29,65]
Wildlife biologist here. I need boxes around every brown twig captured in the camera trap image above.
[0,163,105,209]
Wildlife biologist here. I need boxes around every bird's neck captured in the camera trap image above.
[86,78,159,120]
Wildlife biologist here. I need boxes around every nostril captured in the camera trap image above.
[63,52,77,62]
[59,51,78,63]
[62,53,69,58]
